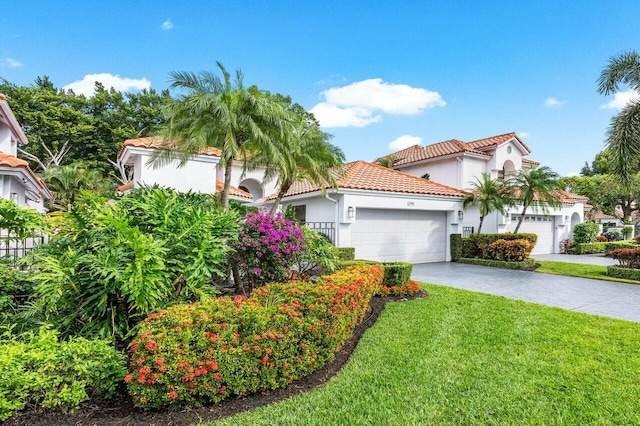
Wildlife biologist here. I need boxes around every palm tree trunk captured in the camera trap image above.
[220,157,234,210]
[270,182,292,214]
[477,216,485,234]
[513,204,529,233]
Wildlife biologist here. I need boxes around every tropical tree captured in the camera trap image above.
[597,50,640,182]
[265,106,345,212]
[462,173,511,234]
[507,166,561,233]
[43,162,112,211]
[158,62,288,209]
[374,154,396,168]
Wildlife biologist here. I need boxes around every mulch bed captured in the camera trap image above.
[5,291,426,426]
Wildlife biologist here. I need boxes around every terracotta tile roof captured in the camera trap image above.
[466,132,530,152]
[216,181,253,199]
[557,190,589,204]
[0,153,51,197]
[120,137,222,158]
[522,158,540,165]
[116,181,134,193]
[592,211,617,220]
[271,160,468,199]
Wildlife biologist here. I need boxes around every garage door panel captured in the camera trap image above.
[505,215,555,254]
[351,209,446,263]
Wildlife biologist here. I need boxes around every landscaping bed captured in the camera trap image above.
[3,292,425,426]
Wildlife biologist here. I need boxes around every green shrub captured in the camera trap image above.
[0,327,126,421]
[573,222,600,244]
[604,241,637,255]
[0,262,35,334]
[622,226,634,240]
[336,259,381,270]
[382,262,413,286]
[458,257,537,270]
[461,238,475,258]
[467,233,537,260]
[482,239,533,262]
[607,265,640,281]
[292,226,339,277]
[570,242,607,254]
[126,265,383,408]
[450,234,462,261]
[28,186,239,342]
[337,247,355,261]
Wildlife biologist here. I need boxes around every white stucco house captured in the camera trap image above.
[0,94,51,212]
[386,132,588,255]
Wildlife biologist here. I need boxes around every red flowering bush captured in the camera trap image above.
[378,280,421,296]
[610,247,640,269]
[232,212,305,290]
[596,235,608,242]
[482,238,533,262]
[126,265,383,408]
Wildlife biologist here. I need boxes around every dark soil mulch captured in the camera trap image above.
[4,292,426,426]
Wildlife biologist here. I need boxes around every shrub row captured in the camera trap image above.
[463,233,537,259]
[0,328,126,421]
[482,239,533,262]
[457,257,538,270]
[570,242,607,254]
[378,281,421,297]
[450,234,463,261]
[604,241,638,255]
[126,265,383,408]
[382,262,413,287]
[609,247,640,269]
[607,265,640,281]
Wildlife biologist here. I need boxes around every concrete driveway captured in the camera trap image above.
[533,253,617,266]
[412,262,640,323]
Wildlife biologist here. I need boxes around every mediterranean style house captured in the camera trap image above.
[0,94,51,212]
[117,132,588,263]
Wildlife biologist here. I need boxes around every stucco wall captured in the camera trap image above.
[399,158,460,188]
[461,156,489,190]
[136,152,218,194]
[0,126,16,157]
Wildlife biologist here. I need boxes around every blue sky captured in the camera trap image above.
[1,1,639,176]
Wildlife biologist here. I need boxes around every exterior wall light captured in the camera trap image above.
[458,210,464,221]
[347,206,355,219]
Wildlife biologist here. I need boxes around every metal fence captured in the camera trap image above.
[305,222,336,244]
[462,226,474,237]
[0,231,48,268]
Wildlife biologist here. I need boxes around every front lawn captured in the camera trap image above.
[208,283,640,425]
[535,260,640,285]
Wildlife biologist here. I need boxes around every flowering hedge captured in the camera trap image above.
[609,247,640,269]
[378,280,421,296]
[126,265,383,408]
[482,238,533,262]
[232,212,305,289]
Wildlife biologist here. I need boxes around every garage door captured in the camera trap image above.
[350,209,447,263]
[505,215,555,254]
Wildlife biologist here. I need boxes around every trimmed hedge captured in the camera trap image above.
[378,280,421,296]
[0,328,126,421]
[458,257,538,270]
[450,234,462,261]
[604,241,638,255]
[461,238,475,258]
[382,262,413,287]
[482,239,533,261]
[607,265,640,282]
[571,242,607,254]
[337,247,355,261]
[465,233,537,259]
[126,265,383,408]
[336,259,380,270]
[573,222,600,244]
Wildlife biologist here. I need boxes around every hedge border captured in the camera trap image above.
[457,257,538,270]
[606,265,640,281]
[381,262,413,287]
[336,247,355,261]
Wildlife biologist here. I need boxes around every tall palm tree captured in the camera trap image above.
[265,109,345,212]
[597,50,640,182]
[374,154,396,168]
[507,166,561,233]
[157,62,287,209]
[462,173,511,234]
[44,162,110,211]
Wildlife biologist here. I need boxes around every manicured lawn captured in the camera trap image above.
[206,284,640,425]
[535,260,640,285]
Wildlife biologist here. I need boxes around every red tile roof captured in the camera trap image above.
[116,181,134,193]
[391,132,530,167]
[216,181,253,199]
[272,160,468,199]
[522,158,540,166]
[0,153,51,196]
[120,137,222,158]
[557,190,589,204]
[592,211,617,220]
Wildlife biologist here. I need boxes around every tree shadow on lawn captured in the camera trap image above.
[5,292,426,426]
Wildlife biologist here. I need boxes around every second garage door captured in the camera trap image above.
[350,209,447,263]
[505,215,555,254]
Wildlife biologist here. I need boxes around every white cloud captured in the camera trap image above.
[161,19,174,30]
[1,57,23,68]
[544,97,567,108]
[601,89,640,110]
[389,135,422,150]
[310,78,445,128]
[518,131,530,139]
[63,73,151,97]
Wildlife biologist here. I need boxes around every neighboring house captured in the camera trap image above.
[0,94,51,212]
[268,160,468,263]
[117,137,270,202]
[384,132,587,255]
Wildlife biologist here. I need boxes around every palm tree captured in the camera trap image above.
[597,50,640,182]
[44,162,110,211]
[507,166,561,233]
[157,62,287,209]
[462,173,511,234]
[374,154,395,168]
[265,109,345,212]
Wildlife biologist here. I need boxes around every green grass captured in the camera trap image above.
[535,260,640,285]
[205,284,640,425]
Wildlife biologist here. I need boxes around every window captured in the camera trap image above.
[293,205,306,224]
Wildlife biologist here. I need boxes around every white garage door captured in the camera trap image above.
[505,215,554,255]
[350,209,447,263]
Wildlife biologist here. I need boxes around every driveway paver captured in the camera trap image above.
[412,262,640,323]
[533,253,617,266]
